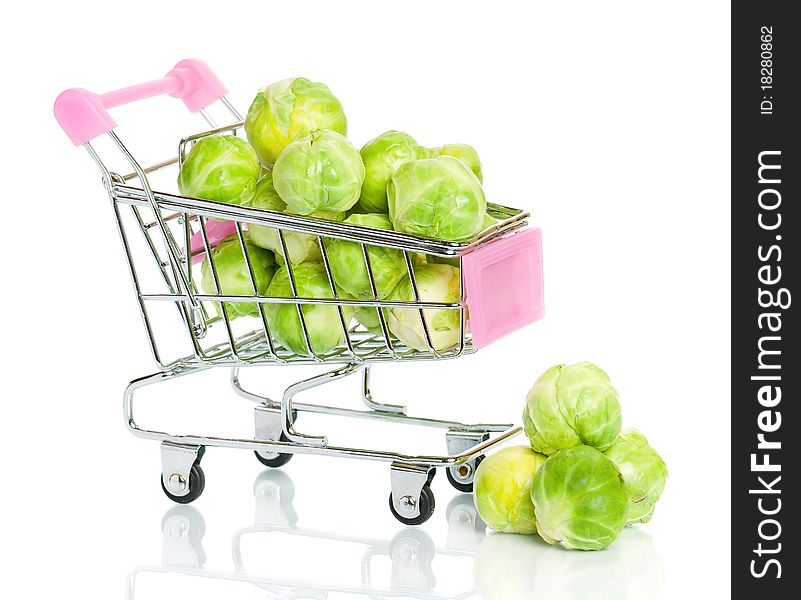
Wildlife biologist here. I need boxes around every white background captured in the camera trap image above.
[1,1,730,598]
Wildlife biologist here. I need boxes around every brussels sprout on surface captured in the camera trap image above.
[531,445,628,551]
[326,213,406,299]
[248,174,346,264]
[178,136,260,204]
[522,362,622,455]
[388,156,486,241]
[359,131,429,213]
[429,143,483,183]
[200,237,276,319]
[604,429,668,524]
[474,446,548,534]
[264,262,352,356]
[244,77,347,166]
[272,129,365,215]
[386,264,462,352]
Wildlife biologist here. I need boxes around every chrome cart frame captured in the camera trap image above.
[56,60,540,524]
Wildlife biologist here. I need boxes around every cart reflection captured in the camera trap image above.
[128,470,486,599]
[128,470,664,599]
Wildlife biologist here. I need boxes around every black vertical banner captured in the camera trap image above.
[732,1,799,596]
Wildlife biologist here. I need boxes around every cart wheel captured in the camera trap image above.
[389,484,435,526]
[161,463,205,504]
[446,455,483,493]
[254,433,293,468]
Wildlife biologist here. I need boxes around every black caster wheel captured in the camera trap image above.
[389,484,436,526]
[254,433,293,468]
[446,456,483,493]
[161,463,206,504]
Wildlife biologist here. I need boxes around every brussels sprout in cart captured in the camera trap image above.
[54,59,544,524]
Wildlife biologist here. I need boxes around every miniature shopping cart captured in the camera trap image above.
[54,59,544,525]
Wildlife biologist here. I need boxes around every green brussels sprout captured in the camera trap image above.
[429,143,483,183]
[604,429,668,524]
[265,262,353,355]
[353,306,390,336]
[482,211,500,229]
[474,446,548,534]
[531,445,628,551]
[200,237,276,319]
[325,213,406,299]
[426,255,460,268]
[244,77,347,166]
[272,129,365,215]
[247,171,286,212]
[522,362,622,455]
[178,135,260,204]
[387,264,461,352]
[248,173,346,264]
[388,156,486,241]
[359,131,428,213]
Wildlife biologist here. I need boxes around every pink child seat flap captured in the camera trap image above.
[189,220,238,264]
[462,228,544,348]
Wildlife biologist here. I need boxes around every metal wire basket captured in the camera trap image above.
[55,59,543,525]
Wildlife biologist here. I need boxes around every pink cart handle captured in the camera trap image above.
[54,58,228,145]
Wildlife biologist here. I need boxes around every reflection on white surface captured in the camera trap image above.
[474,527,665,600]
[129,470,487,599]
[129,470,663,599]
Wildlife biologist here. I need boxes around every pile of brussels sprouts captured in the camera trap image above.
[474,362,668,551]
[178,77,493,355]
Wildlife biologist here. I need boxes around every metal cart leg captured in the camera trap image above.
[253,405,293,468]
[280,363,362,447]
[389,462,436,526]
[361,366,406,415]
[444,430,490,493]
[161,442,205,503]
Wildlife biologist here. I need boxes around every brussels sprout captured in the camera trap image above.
[482,211,500,229]
[248,173,346,264]
[200,237,276,319]
[531,445,628,551]
[265,262,353,355]
[244,77,347,166]
[359,131,428,213]
[388,156,486,241]
[429,143,483,183]
[474,446,548,534]
[178,135,260,204]
[353,306,386,335]
[247,171,287,212]
[272,129,365,215]
[325,213,406,299]
[426,255,460,268]
[522,362,622,455]
[604,429,668,524]
[387,264,461,352]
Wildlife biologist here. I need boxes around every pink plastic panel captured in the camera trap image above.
[189,220,238,264]
[54,59,227,145]
[462,228,543,348]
